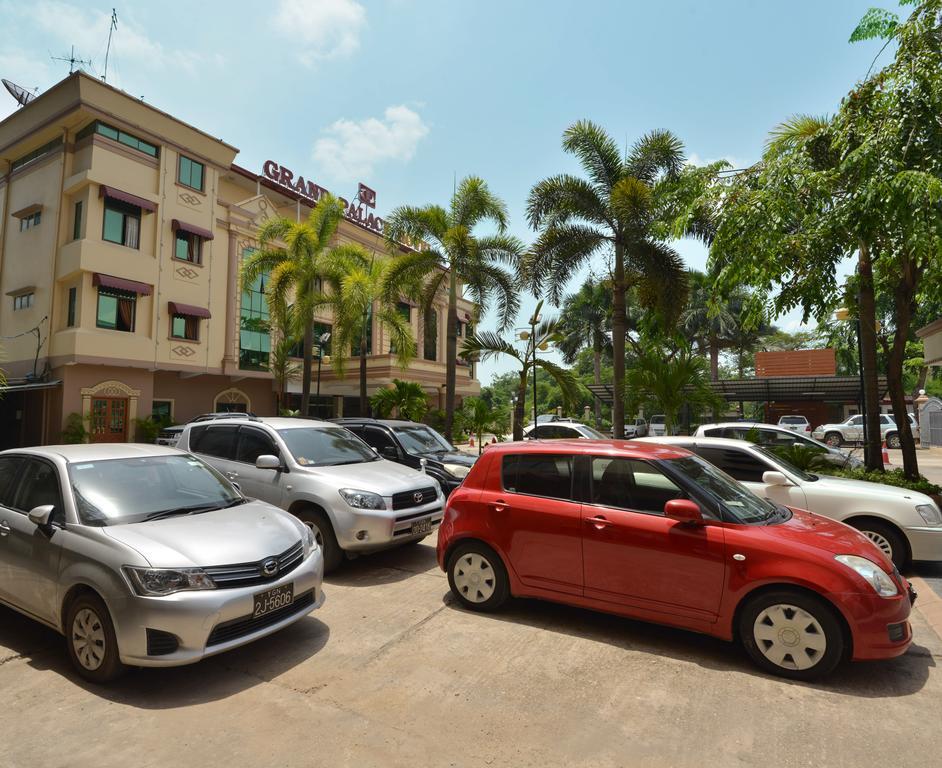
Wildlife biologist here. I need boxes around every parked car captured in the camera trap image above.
[636,435,942,568]
[694,422,863,469]
[0,444,323,683]
[155,425,184,447]
[437,439,914,680]
[648,415,668,436]
[622,418,648,438]
[908,412,920,442]
[179,416,444,573]
[811,413,900,448]
[777,415,811,434]
[523,422,608,440]
[331,418,475,497]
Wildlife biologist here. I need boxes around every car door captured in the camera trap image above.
[581,456,726,621]
[690,445,809,510]
[232,426,287,506]
[0,457,66,624]
[363,425,401,462]
[188,424,239,483]
[481,452,583,596]
[845,415,864,441]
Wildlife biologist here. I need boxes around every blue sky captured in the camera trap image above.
[0,0,887,383]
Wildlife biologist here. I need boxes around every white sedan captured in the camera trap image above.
[635,435,942,568]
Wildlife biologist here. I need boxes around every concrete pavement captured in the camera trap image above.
[2,540,942,768]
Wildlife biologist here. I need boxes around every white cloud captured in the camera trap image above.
[272,0,366,65]
[312,105,429,183]
[687,152,750,170]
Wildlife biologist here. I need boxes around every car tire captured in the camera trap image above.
[65,593,126,684]
[886,432,901,449]
[447,541,510,612]
[824,431,843,447]
[853,520,908,569]
[739,590,844,680]
[297,508,343,574]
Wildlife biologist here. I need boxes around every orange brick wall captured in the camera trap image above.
[755,349,836,378]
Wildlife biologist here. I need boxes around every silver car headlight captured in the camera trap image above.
[916,503,942,527]
[834,555,899,597]
[442,463,470,479]
[124,566,216,596]
[302,524,317,557]
[339,488,386,510]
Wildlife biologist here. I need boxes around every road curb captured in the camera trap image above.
[909,576,942,640]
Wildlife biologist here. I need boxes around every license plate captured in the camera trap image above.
[410,518,432,536]
[253,583,294,618]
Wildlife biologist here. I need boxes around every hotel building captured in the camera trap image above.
[0,72,478,447]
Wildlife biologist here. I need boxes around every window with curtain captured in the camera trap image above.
[171,313,199,341]
[102,200,141,249]
[423,309,438,361]
[174,231,202,263]
[96,288,136,332]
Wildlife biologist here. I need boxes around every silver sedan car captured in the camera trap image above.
[0,444,324,683]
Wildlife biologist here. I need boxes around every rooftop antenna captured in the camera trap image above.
[51,45,92,74]
[102,9,118,83]
[2,79,37,107]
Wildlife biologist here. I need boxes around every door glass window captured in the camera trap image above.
[501,454,573,500]
[235,428,278,464]
[190,426,238,459]
[13,459,63,517]
[689,447,769,483]
[590,457,683,514]
[365,426,396,453]
[849,416,863,426]
[0,457,24,506]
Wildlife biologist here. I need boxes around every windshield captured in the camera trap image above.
[278,427,378,466]
[393,425,453,454]
[752,445,816,482]
[663,455,779,524]
[69,455,242,526]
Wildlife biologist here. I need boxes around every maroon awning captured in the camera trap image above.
[168,301,211,319]
[93,273,153,296]
[99,185,157,212]
[172,219,214,241]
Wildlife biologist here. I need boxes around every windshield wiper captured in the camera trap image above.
[143,503,226,521]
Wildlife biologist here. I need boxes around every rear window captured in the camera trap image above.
[779,416,807,424]
[501,454,573,500]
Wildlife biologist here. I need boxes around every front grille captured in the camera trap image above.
[887,622,907,642]
[392,486,437,511]
[206,590,316,647]
[146,628,179,656]
[158,429,179,439]
[203,540,304,589]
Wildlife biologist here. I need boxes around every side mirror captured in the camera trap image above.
[28,504,55,528]
[381,446,399,460]
[762,470,791,487]
[664,499,703,524]
[255,454,281,470]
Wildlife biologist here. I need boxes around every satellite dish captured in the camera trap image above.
[2,79,36,107]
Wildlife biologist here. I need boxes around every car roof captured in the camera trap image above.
[635,435,756,450]
[188,416,336,430]
[332,418,423,428]
[699,422,793,431]
[486,439,692,460]
[2,443,183,463]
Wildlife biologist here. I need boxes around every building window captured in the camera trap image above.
[423,309,438,361]
[288,321,331,359]
[103,200,141,248]
[96,288,136,332]
[73,200,83,240]
[171,313,199,341]
[76,121,158,158]
[11,138,63,171]
[13,292,34,311]
[174,231,202,264]
[178,156,204,191]
[67,287,77,327]
[152,400,173,424]
[351,305,373,356]
[239,249,270,370]
[19,211,41,231]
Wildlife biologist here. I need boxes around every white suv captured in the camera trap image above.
[179,417,443,573]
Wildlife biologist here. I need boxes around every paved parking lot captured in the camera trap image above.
[2,540,942,768]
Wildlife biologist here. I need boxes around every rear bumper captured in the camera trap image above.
[836,588,913,661]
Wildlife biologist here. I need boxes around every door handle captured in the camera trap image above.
[490,499,507,513]
[585,515,614,529]
[0,521,10,537]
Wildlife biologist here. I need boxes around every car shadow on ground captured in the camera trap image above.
[326,539,441,588]
[0,604,329,707]
[442,593,936,698]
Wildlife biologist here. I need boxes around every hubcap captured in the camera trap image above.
[863,530,894,559]
[453,552,496,603]
[753,603,827,671]
[72,608,106,671]
[826,435,841,447]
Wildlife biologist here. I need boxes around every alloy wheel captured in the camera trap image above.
[752,603,827,671]
[863,530,894,560]
[452,552,496,603]
[72,608,106,671]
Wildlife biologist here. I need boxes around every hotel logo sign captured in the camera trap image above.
[262,160,384,234]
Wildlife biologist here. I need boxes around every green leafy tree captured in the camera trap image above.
[371,379,429,421]
[680,270,739,381]
[523,120,691,438]
[461,396,510,455]
[384,177,524,442]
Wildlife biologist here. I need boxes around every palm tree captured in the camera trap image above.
[383,177,524,442]
[460,306,581,441]
[680,270,738,381]
[371,379,429,421]
[556,277,612,427]
[319,248,418,416]
[461,396,509,455]
[240,194,348,417]
[524,120,690,438]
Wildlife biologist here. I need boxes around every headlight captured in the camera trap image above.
[916,504,942,526]
[124,566,216,596]
[339,488,386,510]
[442,463,471,479]
[834,555,899,597]
[302,524,317,557]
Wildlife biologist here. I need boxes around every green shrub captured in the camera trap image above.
[814,465,941,496]
[133,417,162,442]
[61,412,88,444]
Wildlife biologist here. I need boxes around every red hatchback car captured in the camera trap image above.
[437,440,915,679]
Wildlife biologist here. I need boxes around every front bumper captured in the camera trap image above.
[835,585,913,661]
[110,548,324,667]
[335,500,444,552]
[905,525,942,562]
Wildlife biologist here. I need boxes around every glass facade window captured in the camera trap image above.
[102,200,140,248]
[239,248,270,370]
[67,287,77,327]
[423,309,438,361]
[73,200,83,240]
[171,314,199,341]
[178,155,204,191]
[174,231,202,263]
[76,121,158,158]
[96,289,136,332]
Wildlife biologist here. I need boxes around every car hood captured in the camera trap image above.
[773,508,893,569]
[421,451,476,467]
[805,474,934,505]
[103,500,305,568]
[293,458,439,494]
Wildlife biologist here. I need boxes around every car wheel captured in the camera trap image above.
[298,509,343,574]
[824,431,843,447]
[886,432,901,449]
[447,541,509,612]
[739,590,844,680]
[854,520,908,569]
[65,593,126,684]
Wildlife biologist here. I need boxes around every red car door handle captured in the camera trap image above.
[585,515,613,528]
[490,500,507,513]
